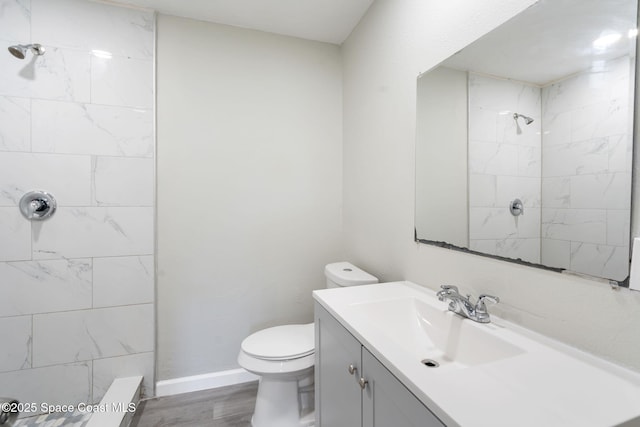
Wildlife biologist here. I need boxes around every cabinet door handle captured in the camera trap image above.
[358,377,368,389]
[348,364,357,375]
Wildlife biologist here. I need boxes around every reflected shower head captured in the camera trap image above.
[513,113,534,125]
[8,43,45,59]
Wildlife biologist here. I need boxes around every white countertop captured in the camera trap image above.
[313,281,640,427]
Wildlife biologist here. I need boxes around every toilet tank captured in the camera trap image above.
[324,262,378,288]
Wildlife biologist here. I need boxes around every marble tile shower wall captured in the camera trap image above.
[0,0,155,411]
[468,74,542,264]
[541,56,632,280]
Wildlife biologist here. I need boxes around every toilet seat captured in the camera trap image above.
[241,323,314,361]
[238,349,314,376]
[236,263,377,427]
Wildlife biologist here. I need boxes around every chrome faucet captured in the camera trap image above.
[436,285,499,323]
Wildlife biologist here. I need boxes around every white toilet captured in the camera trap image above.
[237,262,378,427]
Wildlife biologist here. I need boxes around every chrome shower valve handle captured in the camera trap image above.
[19,191,57,221]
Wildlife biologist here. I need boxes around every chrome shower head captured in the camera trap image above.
[8,45,26,59]
[8,44,45,59]
[513,113,534,125]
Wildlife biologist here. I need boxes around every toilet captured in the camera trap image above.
[237,262,378,427]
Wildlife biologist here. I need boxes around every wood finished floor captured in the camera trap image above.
[130,382,258,427]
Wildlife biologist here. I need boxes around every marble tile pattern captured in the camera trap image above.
[0,315,31,372]
[92,352,155,404]
[468,73,542,264]
[468,56,633,280]
[541,56,632,280]
[13,410,91,427]
[0,0,155,414]
[32,304,154,367]
[0,362,91,413]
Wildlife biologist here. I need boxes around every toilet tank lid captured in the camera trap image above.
[325,262,379,286]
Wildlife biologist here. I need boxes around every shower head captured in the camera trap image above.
[513,113,534,125]
[8,43,45,59]
[522,116,534,125]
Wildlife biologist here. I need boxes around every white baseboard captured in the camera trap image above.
[155,368,259,397]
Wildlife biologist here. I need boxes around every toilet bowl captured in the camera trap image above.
[237,262,378,427]
[238,324,315,427]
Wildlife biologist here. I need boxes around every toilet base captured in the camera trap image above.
[250,369,314,427]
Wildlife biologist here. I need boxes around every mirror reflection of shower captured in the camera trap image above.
[7,43,45,59]
[513,112,534,134]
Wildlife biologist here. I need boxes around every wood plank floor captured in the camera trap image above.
[130,382,258,427]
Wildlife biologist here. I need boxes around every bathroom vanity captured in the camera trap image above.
[315,302,443,426]
[313,282,640,427]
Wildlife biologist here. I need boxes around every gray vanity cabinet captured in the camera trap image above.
[315,303,445,427]
[315,302,362,426]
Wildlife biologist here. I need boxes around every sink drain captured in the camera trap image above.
[421,359,439,368]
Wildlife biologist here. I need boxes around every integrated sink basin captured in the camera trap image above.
[313,281,640,427]
[349,297,524,370]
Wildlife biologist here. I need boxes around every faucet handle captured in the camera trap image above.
[437,285,459,301]
[475,294,499,312]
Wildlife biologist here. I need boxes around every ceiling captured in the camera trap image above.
[99,0,374,44]
[442,0,637,85]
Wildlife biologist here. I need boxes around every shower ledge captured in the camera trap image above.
[86,376,142,427]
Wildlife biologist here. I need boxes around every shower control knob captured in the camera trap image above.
[19,191,57,221]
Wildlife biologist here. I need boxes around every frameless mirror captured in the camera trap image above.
[415,0,637,283]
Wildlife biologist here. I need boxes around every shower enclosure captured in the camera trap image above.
[465,55,633,276]
[0,0,156,423]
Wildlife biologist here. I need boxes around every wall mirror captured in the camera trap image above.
[415,0,638,284]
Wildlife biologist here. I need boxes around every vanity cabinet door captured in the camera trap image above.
[315,303,363,427]
[362,348,444,427]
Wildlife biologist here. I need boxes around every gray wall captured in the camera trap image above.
[342,0,640,371]
[156,15,344,380]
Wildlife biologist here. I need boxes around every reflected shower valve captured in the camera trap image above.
[510,198,524,216]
